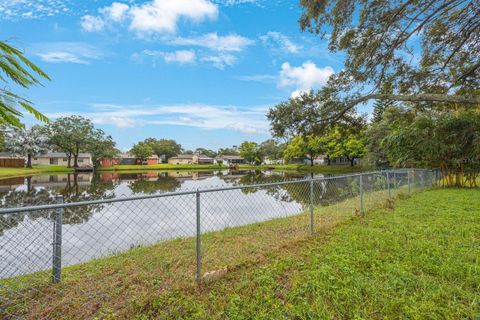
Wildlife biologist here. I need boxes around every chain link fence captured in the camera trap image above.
[0,169,437,319]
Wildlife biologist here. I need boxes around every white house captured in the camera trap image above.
[215,155,245,165]
[32,152,93,167]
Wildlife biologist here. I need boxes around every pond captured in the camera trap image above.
[0,169,372,278]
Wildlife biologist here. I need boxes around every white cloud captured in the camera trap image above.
[279,61,334,97]
[81,15,105,32]
[0,0,70,20]
[260,31,301,54]
[171,33,254,52]
[136,49,196,65]
[46,103,269,134]
[34,42,103,64]
[201,53,236,69]
[100,2,129,22]
[163,50,196,64]
[81,0,218,35]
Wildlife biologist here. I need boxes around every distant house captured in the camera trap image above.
[215,155,245,165]
[32,152,93,167]
[263,157,284,165]
[168,154,215,165]
[106,153,159,166]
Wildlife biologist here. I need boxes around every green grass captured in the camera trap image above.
[0,165,73,179]
[2,188,479,319]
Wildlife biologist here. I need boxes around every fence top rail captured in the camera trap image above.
[0,168,431,215]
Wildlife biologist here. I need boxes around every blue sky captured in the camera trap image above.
[1,0,351,151]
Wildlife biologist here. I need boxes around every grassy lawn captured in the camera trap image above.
[0,166,73,180]
[2,187,478,319]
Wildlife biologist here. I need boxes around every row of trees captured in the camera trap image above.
[3,116,118,168]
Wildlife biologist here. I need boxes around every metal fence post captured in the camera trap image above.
[359,174,364,215]
[386,171,391,199]
[52,196,63,283]
[195,190,201,285]
[309,179,314,235]
[407,169,411,193]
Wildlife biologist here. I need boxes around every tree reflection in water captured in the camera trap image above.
[0,173,116,235]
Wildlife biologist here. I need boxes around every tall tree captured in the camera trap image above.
[269,1,479,132]
[298,0,479,112]
[217,147,239,156]
[195,147,217,158]
[88,133,119,167]
[4,125,49,168]
[283,135,325,166]
[239,141,261,164]
[143,138,182,160]
[130,142,154,162]
[329,127,367,166]
[0,41,50,127]
[259,139,286,161]
[47,116,101,167]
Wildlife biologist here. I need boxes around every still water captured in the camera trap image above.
[0,170,360,277]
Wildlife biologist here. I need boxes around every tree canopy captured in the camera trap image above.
[4,125,49,168]
[0,41,50,127]
[130,142,154,162]
[299,0,479,107]
[269,1,479,132]
[143,138,182,160]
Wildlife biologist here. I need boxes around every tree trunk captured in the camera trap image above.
[67,154,71,168]
[73,145,79,168]
[327,156,331,166]
[350,158,355,166]
[310,157,314,166]
[26,154,32,168]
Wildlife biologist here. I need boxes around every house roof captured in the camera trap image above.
[216,155,244,160]
[196,154,214,160]
[34,152,92,158]
[170,154,194,160]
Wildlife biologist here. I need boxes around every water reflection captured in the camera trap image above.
[0,169,390,277]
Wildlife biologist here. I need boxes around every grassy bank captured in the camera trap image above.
[0,166,73,180]
[2,187,478,318]
[97,163,364,174]
[239,164,365,174]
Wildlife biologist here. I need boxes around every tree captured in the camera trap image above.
[143,138,182,160]
[270,1,480,133]
[259,139,285,161]
[283,135,325,166]
[130,142,154,162]
[383,111,480,179]
[268,90,364,138]
[0,41,50,127]
[195,148,217,158]
[238,141,261,164]
[365,106,415,167]
[217,147,239,156]
[4,125,49,168]
[47,116,103,167]
[372,82,396,123]
[298,0,479,112]
[88,133,119,167]
[329,127,367,166]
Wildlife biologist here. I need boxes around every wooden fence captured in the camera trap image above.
[0,158,25,168]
